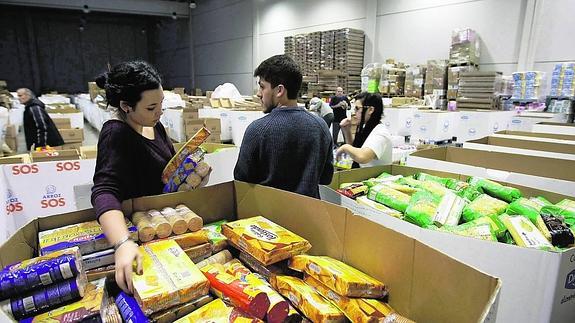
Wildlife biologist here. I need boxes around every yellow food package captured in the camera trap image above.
[222,216,311,265]
[133,240,210,315]
[304,275,415,323]
[175,299,262,323]
[288,255,387,298]
[500,215,555,250]
[270,275,346,323]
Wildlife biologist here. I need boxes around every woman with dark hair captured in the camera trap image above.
[336,92,392,168]
[91,60,175,294]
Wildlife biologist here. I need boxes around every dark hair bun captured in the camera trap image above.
[95,72,108,89]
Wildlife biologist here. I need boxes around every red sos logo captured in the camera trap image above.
[56,161,81,172]
[12,164,39,175]
[6,189,23,214]
[41,185,66,209]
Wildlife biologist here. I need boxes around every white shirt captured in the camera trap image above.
[359,124,393,168]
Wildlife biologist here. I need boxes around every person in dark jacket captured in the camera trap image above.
[17,88,64,150]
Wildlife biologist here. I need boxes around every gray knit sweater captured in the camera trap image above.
[234,106,334,198]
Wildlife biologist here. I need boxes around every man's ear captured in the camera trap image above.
[276,85,286,98]
[120,101,131,113]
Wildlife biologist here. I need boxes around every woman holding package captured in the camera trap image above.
[91,61,175,294]
[335,92,393,168]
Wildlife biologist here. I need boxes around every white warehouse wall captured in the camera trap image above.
[191,0,574,95]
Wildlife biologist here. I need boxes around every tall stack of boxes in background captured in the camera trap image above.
[404,65,426,98]
[305,32,322,76]
[49,104,84,150]
[378,60,406,96]
[184,96,221,143]
[512,71,546,100]
[425,59,448,108]
[456,71,503,110]
[447,29,480,106]
[547,63,575,121]
[334,28,364,93]
[320,30,335,70]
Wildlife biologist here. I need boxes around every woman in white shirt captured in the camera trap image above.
[336,92,392,168]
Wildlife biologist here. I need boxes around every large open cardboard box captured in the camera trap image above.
[494,130,575,141]
[0,181,500,323]
[463,134,575,160]
[532,122,575,136]
[406,147,575,197]
[320,165,575,323]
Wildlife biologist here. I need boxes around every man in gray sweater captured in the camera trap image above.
[234,55,334,198]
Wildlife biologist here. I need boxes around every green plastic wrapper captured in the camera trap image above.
[419,181,451,198]
[397,176,423,188]
[415,173,450,186]
[404,191,438,228]
[362,175,403,188]
[462,194,508,223]
[507,198,552,241]
[367,184,411,213]
[541,200,575,227]
[445,179,470,192]
[501,231,516,245]
[441,222,497,241]
[468,177,522,202]
[530,196,553,209]
[458,186,482,201]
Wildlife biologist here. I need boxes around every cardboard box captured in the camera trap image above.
[532,122,575,136]
[4,137,17,152]
[204,132,221,143]
[182,109,199,120]
[494,130,575,141]
[52,117,72,129]
[58,128,84,143]
[0,154,30,165]
[381,107,418,136]
[509,113,570,132]
[60,143,82,150]
[184,118,221,136]
[198,108,232,141]
[465,134,575,155]
[0,181,500,323]
[31,149,80,162]
[406,147,575,196]
[455,110,515,142]
[80,146,97,159]
[320,165,574,323]
[411,110,458,143]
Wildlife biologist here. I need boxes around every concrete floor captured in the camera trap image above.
[15,119,100,153]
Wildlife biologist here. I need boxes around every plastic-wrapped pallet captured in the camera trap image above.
[405,65,426,98]
[449,28,480,65]
[512,71,546,100]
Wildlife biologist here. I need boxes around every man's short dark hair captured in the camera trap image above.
[254,55,302,100]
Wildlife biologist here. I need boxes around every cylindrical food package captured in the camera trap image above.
[500,215,555,250]
[174,299,262,323]
[404,191,438,228]
[418,180,451,197]
[440,222,497,241]
[468,177,522,202]
[0,247,82,300]
[224,259,290,323]
[116,291,149,323]
[194,161,211,178]
[155,230,209,249]
[529,196,553,209]
[457,186,482,202]
[162,143,207,184]
[507,198,552,241]
[196,250,233,269]
[383,182,419,196]
[201,264,270,319]
[397,176,423,188]
[175,204,203,232]
[415,172,451,186]
[304,275,415,323]
[288,255,387,299]
[362,174,403,188]
[185,173,203,189]
[1,275,86,320]
[177,183,192,192]
[541,214,575,247]
[433,192,466,227]
[445,179,470,192]
[270,275,346,323]
[132,211,156,242]
[184,243,212,263]
[462,194,508,223]
[356,196,403,218]
[146,209,172,238]
[160,207,188,235]
[367,184,410,213]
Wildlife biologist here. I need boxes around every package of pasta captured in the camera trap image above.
[529,196,553,209]
[201,263,270,319]
[337,183,368,199]
[222,216,311,266]
[441,222,497,241]
[456,185,482,202]
[149,295,214,323]
[362,174,403,187]
[468,177,522,202]
[397,176,423,188]
[415,172,451,186]
[270,275,346,323]
[175,299,262,323]
[304,275,414,323]
[433,191,466,227]
[404,191,438,228]
[0,247,82,300]
[500,215,555,250]
[39,220,137,256]
[21,278,107,323]
[540,214,575,248]
[382,182,419,195]
[132,240,210,315]
[224,259,290,323]
[162,127,210,184]
[473,215,507,239]
[445,179,470,192]
[1,275,87,321]
[367,184,411,213]
[356,196,403,218]
[204,220,229,252]
[462,194,508,223]
[507,198,551,241]
[288,255,387,298]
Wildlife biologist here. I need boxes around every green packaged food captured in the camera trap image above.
[445,179,470,192]
[441,222,497,241]
[462,194,508,223]
[506,198,551,241]
[467,214,507,239]
[529,196,553,209]
[455,185,482,201]
[356,196,403,218]
[541,201,575,227]
[501,231,516,245]
[376,172,393,179]
[415,173,450,186]
[419,181,451,198]
[383,182,419,195]
[500,215,555,250]
[404,191,438,228]
[362,175,403,188]
[433,192,467,227]
[367,184,411,213]
[468,177,522,202]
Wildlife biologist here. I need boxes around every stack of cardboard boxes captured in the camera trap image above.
[404,65,426,98]
[378,60,406,96]
[183,99,221,143]
[447,65,479,100]
[456,71,503,109]
[425,60,449,108]
[55,117,84,150]
[4,124,18,154]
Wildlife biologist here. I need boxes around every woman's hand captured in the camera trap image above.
[114,240,142,294]
[335,144,351,161]
[340,118,352,129]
